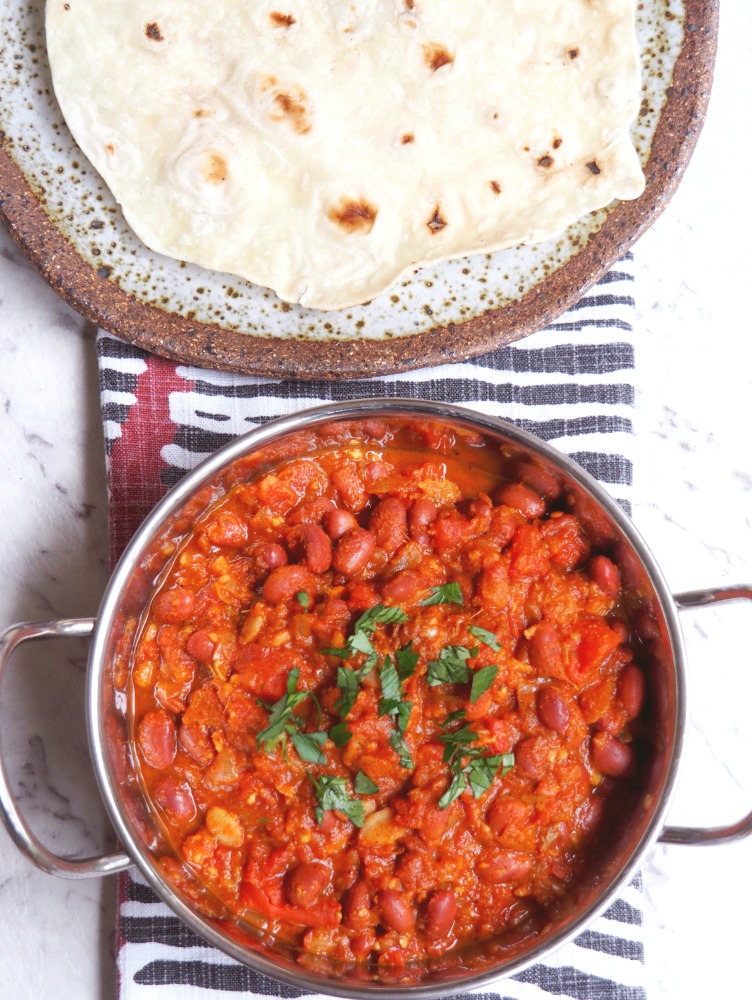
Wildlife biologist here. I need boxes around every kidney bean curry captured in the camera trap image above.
[127,417,647,969]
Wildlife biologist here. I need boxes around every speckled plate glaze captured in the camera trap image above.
[0,2,717,379]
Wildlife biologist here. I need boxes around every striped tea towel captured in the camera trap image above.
[97,252,648,1000]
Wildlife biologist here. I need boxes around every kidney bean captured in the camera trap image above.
[179,722,216,766]
[486,796,530,837]
[361,419,388,439]
[349,931,376,961]
[382,569,423,603]
[153,775,196,823]
[408,498,437,540]
[514,735,549,782]
[617,663,645,719]
[477,849,532,885]
[592,733,634,777]
[287,861,330,907]
[263,564,315,604]
[344,880,374,930]
[536,686,571,732]
[496,482,546,520]
[332,528,376,576]
[288,497,335,526]
[332,467,368,512]
[528,621,563,676]
[589,555,621,597]
[137,709,177,769]
[370,497,407,551]
[292,523,332,574]
[250,542,288,577]
[488,505,519,547]
[423,889,457,940]
[514,460,562,501]
[186,628,215,663]
[576,791,606,840]
[152,587,195,625]
[205,511,248,549]
[324,507,358,540]
[379,890,415,933]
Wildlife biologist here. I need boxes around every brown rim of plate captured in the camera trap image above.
[0,1,718,381]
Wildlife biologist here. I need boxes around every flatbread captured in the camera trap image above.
[46,1,645,311]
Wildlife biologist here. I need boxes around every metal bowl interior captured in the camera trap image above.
[88,399,685,996]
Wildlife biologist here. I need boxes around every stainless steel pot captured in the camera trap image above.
[1,399,751,997]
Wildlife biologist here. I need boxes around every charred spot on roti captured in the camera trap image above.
[553,137,563,149]
[193,109,212,118]
[401,133,415,145]
[328,199,378,235]
[423,43,453,72]
[490,180,501,195]
[586,160,602,175]
[427,206,447,234]
[145,22,164,42]
[569,47,580,59]
[259,76,312,134]
[203,152,228,185]
[270,12,296,28]
[537,155,554,169]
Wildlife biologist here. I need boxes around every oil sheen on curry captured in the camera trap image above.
[128,418,647,967]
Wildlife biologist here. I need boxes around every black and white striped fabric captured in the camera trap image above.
[97,252,647,1000]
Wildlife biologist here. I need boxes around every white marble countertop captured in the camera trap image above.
[1,8,751,998]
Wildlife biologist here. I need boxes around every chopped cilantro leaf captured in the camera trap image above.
[335,666,360,718]
[389,730,414,769]
[468,625,501,651]
[296,590,310,609]
[427,644,478,686]
[328,721,352,748]
[354,770,379,795]
[470,665,499,703]
[421,582,464,606]
[395,641,419,681]
[309,774,365,827]
[289,729,327,765]
[354,603,409,633]
[256,667,309,748]
[442,709,467,727]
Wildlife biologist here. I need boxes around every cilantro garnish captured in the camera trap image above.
[421,583,464,606]
[326,604,409,718]
[389,730,414,769]
[328,721,352,748]
[378,649,416,769]
[296,590,310,609]
[395,640,419,681]
[355,603,409,633]
[256,668,309,746]
[354,770,379,795]
[427,644,478,686]
[256,668,327,764]
[289,730,327,765]
[470,665,499,703]
[309,774,365,827]
[468,625,501,651]
[437,721,513,809]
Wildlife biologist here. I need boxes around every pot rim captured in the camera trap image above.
[87,398,687,997]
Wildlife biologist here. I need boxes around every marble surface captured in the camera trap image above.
[1,8,751,998]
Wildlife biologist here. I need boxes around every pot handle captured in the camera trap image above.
[659,585,752,846]
[0,619,132,878]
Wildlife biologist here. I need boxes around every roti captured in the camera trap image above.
[46,1,645,311]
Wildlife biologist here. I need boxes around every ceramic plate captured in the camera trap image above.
[0,2,717,379]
